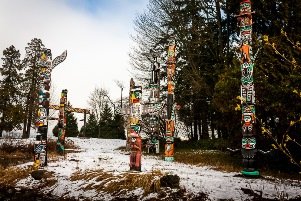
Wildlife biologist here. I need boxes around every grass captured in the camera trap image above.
[0,166,33,187]
[71,169,163,195]
[172,149,301,180]
[0,138,79,167]
[174,150,242,172]
[0,165,57,189]
[260,169,301,181]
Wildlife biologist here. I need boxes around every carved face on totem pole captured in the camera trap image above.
[165,143,174,157]
[242,137,256,149]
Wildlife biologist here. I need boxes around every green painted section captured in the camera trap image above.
[56,142,64,153]
[241,170,260,176]
[164,157,174,162]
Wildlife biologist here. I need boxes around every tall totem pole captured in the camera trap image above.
[237,0,259,176]
[129,78,143,171]
[34,50,67,168]
[165,36,176,162]
[57,89,68,154]
[34,49,52,168]
[147,56,161,154]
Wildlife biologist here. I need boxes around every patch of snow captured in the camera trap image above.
[9,137,301,200]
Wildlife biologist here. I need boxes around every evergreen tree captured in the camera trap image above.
[0,45,24,137]
[65,103,79,137]
[100,102,113,124]
[112,113,126,139]
[65,111,79,137]
[87,87,123,139]
[22,38,47,138]
[99,102,113,139]
[85,112,98,138]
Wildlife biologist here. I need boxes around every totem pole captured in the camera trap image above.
[146,55,161,154]
[129,79,143,171]
[237,0,259,176]
[126,78,135,149]
[57,89,68,154]
[33,50,67,168]
[165,36,176,162]
[34,49,52,168]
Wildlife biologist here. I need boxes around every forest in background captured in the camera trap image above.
[129,0,301,172]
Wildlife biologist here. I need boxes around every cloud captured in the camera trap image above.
[0,0,148,110]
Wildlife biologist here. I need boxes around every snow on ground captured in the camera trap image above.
[13,137,301,200]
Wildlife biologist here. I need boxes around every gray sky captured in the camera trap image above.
[0,0,148,109]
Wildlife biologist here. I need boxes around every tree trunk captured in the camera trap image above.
[201,111,209,139]
[198,119,202,139]
[24,77,37,138]
[22,96,30,138]
[215,0,223,60]
[226,0,230,67]
[217,129,222,138]
[0,112,5,137]
[193,118,198,141]
[26,103,33,138]
[190,123,193,140]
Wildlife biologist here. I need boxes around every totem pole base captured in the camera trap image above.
[164,156,174,162]
[241,169,260,177]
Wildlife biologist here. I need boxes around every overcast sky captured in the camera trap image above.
[0,0,148,109]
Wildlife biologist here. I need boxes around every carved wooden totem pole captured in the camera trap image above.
[146,56,161,154]
[57,89,68,154]
[34,50,67,168]
[129,79,143,171]
[237,0,259,176]
[34,49,52,169]
[165,36,176,162]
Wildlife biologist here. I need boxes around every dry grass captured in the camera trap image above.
[43,171,57,187]
[0,153,32,168]
[71,169,114,181]
[0,138,79,167]
[260,170,301,181]
[71,169,163,195]
[32,170,58,188]
[105,170,162,195]
[0,165,57,188]
[175,150,301,180]
[47,138,79,153]
[174,150,242,172]
[0,166,33,186]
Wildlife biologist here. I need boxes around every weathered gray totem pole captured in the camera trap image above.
[165,37,176,161]
[237,0,259,176]
[146,56,161,154]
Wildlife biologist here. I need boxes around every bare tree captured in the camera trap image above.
[88,87,113,122]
